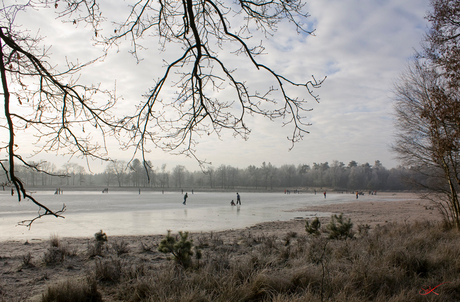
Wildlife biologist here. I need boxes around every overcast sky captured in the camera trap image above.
[9,0,431,173]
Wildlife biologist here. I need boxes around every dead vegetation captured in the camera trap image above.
[1,219,459,301]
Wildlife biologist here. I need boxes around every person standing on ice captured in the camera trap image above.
[236,192,241,205]
[183,192,188,205]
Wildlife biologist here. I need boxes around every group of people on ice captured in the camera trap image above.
[182,191,241,206]
[230,192,241,206]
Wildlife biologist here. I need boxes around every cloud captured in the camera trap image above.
[7,0,431,172]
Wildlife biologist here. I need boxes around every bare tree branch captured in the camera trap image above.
[1,0,324,225]
[80,0,325,168]
[0,2,121,226]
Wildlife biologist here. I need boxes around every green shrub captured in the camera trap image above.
[305,217,321,236]
[326,214,354,239]
[88,230,108,257]
[94,230,108,243]
[159,230,196,268]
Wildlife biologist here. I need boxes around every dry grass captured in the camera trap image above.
[41,277,101,302]
[111,239,131,256]
[7,219,459,302]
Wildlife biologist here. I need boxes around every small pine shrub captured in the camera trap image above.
[158,230,195,268]
[305,217,321,236]
[326,213,354,239]
[88,230,108,257]
[95,230,108,243]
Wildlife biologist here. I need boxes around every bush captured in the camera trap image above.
[139,240,154,253]
[36,221,460,302]
[49,234,60,248]
[305,217,321,236]
[111,239,130,256]
[43,247,66,265]
[41,277,102,302]
[325,214,354,239]
[358,223,371,236]
[158,230,198,268]
[94,230,107,243]
[88,230,108,257]
[94,257,123,283]
[284,231,297,246]
[21,252,33,267]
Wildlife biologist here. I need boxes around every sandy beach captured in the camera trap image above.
[0,192,443,301]
[298,192,442,227]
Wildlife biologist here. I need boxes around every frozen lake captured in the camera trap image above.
[0,190,381,241]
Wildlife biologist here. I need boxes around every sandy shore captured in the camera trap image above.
[0,192,442,301]
[298,192,442,227]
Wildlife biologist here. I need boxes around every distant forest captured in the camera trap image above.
[2,159,417,192]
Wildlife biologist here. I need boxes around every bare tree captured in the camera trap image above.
[159,164,169,188]
[55,0,324,164]
[129,159,143,187]
[76,164,86,186]
[102,166,116,187]
[279,164,296,187]
[247,165,260,189]
[393,0,460,229]
[0,2,118,227]
[422,0,460,88]
[106,160,126,187]
[392,60,460,229]
[40,162,56,186]
[205,166,214,188]
[172,165,186,188]
[2,0,323,226]
[216,164,227,189]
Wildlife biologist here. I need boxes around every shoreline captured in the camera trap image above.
[1,191,416,242]
[1,193,442,246]
[0,192,445,301]
[297,191,442,227]
[1,192,439,245]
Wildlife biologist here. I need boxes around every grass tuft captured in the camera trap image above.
[41,277,101,302]
[94,257,123,283]
[111,239,130,256]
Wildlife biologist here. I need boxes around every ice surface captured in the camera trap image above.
[0,190,377,241]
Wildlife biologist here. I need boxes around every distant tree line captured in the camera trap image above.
[1,159,417,192]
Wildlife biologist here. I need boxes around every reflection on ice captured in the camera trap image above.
[0,190,377,241]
